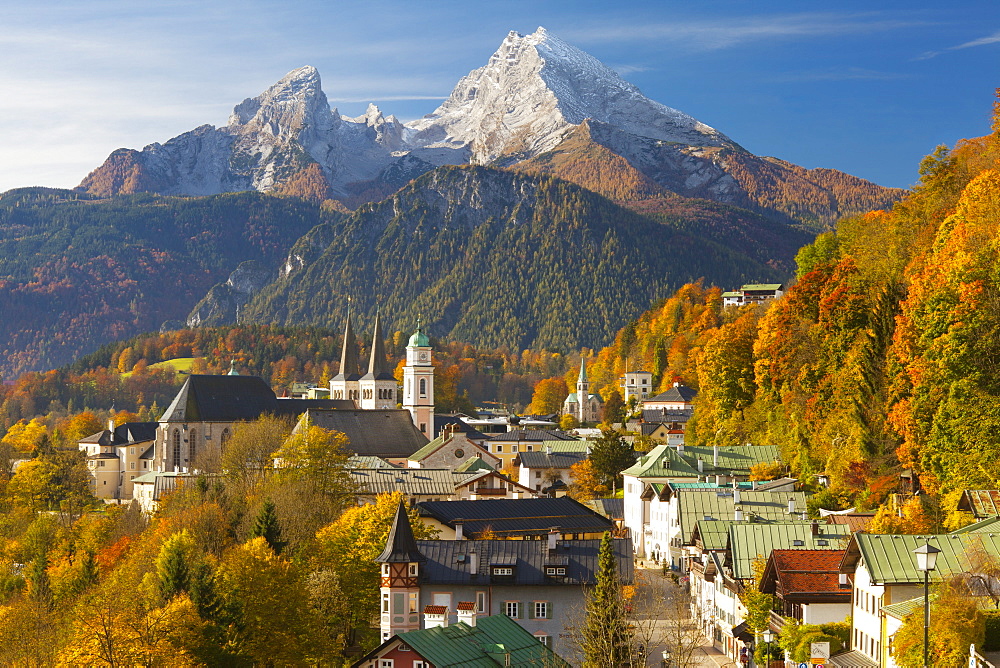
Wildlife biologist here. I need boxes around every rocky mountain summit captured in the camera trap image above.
[79,27,901,228]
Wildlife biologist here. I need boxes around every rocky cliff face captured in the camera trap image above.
[79,27,901,228]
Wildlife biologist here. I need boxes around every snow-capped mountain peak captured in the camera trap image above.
[405,27,730,164]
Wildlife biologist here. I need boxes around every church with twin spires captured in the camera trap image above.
[329,311,435,440]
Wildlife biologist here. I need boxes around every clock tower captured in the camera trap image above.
[403,321,435,440]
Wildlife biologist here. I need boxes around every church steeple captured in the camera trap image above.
[377,501,424,641]
[335,308,361,381]
[359,308,398,409]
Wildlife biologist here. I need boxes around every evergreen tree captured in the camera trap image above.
[156,529,194,601]
[582,532,633,667]
[603,389,625,427]
[26,554,52,607]
[588,428,635,493]
[252,498,286,555]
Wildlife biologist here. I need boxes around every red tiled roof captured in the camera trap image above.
[457,601,476,611]
[423,605,447,614]
[770,549,850,598]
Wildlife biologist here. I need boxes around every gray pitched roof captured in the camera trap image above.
[515,451,587,469]
[377,501,425,563]
[350,468,484,496]
[647,384,697,403]
[159,375,352,423]
[417,497,615,538]
[641,408,693,423]
[414,537,632,586]
[304,408,429,458]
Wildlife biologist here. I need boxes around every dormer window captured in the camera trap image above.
[545,566,567,576]
[409,563,418,576]
[493,567,514,576]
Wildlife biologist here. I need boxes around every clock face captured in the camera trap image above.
[419,352,428,361]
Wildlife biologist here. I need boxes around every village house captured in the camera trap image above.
[759,549,853,629]
[484,430,578,472]
[512,448,588,494]
[406,423,500,470]
[79,419,157,500]
[641,382,697,411]
[371,501,631,656]
[721,283,785,308]
[619,369,654,403]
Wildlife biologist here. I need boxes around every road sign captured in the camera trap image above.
[811,642,830,662]
[799,663,809,668]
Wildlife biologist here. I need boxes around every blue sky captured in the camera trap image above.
[0,0,997,191]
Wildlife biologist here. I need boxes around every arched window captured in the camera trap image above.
[189,428,197,466]
[172,429,181,470]
[221,428,231,449]
[419,378,427,397]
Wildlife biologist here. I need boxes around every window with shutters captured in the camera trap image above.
[533,601,549,618]
[505,601,520,618]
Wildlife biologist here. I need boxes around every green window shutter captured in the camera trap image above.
[528,603,534,619]
[546,602,552,619]
[519,602,524,619]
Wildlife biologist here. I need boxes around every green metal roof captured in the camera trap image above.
[395,614,571,667]
[741,283,784,291]
[678,489,809,545]
[950,516,1000,534]
[408,434,448,461]
[679,445,780,474]
[882,596,924,620]
[454,456,495,472]
[621,443,701,478]
[729,522,851,580]
[843,533,1000,585]
[694,519,736,551]
[540,440,594,453]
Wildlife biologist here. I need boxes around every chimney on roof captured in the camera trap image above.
[752,480,758,490]
[839,573,849,587]
[423,605,449,628]
[470,551,478,575]
[788,497,796,515]
[457,601,477,626]
[547,528,559,551]
[454,520,464,540]
[697,459,704,473]
[713,444,719,467]
[107,417,115,433]
[673,381,679,387]
[546,444,552,455]
[811,521,820,536]
[734,506,744,522]
[733,487,741,505]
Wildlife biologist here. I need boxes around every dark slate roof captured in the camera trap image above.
[417,497,615,538]
[434,415,490,441]
[80,421,159,447]
[415,537,632,586]
[647,384,697,403]
[304,408,429,458]
[641,408,694,423]
[488,430,577,442]
[515,451,587,469]
[377,501,426,563]
[159,374,352,423]
[586,498,625,521]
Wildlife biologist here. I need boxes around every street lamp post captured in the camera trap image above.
[913,542,941,668]
[661,648,671,668]
[761,630,775,668]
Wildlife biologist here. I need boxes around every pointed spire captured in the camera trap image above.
[364,308,395,380]
[376,501,425,563]
[228,360,239,376]
[336,305,360,380]
[578,354,589,385]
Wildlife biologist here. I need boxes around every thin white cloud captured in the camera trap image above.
[330,95,450,103]
[952,29,1000,50]
[916,28,1000,59]
[564,13,937,51]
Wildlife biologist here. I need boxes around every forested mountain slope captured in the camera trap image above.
[0,189,336,377]
[238,165,783,353]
